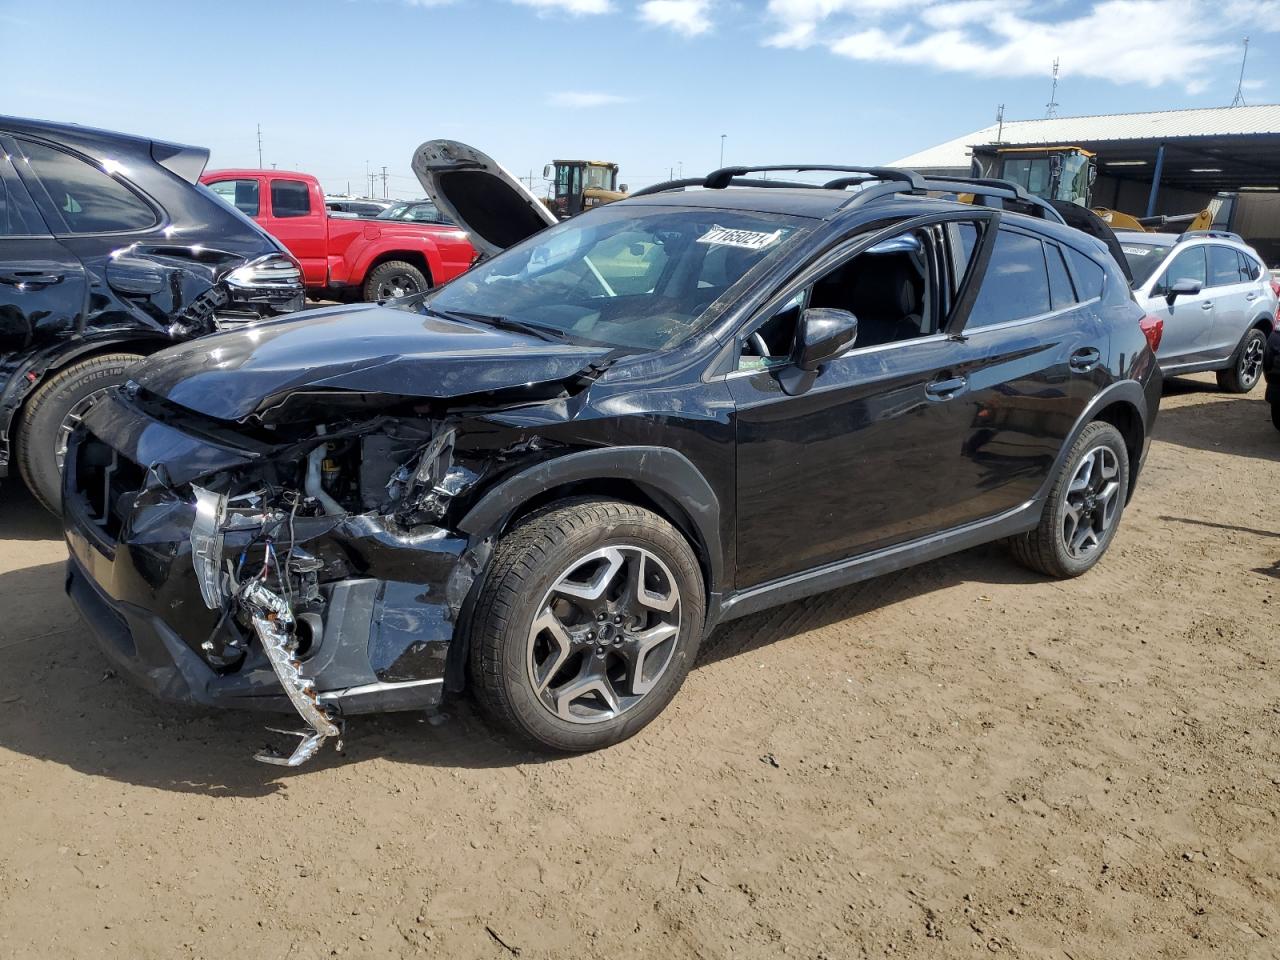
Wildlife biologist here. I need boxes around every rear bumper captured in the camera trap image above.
[61,394,468,718]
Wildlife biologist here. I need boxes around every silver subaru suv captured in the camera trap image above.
[1120,230,1277,392]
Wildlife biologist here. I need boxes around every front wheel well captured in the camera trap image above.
[1092,400,1144,499]
[505,479,713,599]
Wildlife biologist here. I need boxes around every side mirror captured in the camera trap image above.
[542,164,553,180]
[1166,277,1202,303]
[779,308,858,395]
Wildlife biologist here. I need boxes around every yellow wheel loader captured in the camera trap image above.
[969,145,1231,233]
[543,160,627,219]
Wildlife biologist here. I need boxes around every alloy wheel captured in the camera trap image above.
[1240,335,1264,389]
[526,545,682,725]
[1061,445,1121,560]
[376,273,422,300]
[55,388,110,473]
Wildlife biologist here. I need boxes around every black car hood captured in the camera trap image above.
[132,302,611,422]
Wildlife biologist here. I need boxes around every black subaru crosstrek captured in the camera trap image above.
[1,115,304,513]
[62,149,1162,765]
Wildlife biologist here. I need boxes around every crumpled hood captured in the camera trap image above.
[132,302,610,422]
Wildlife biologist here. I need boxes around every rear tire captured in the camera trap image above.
[469,498,705,752]
[1009,421,1130,579]
[362,260,429,302]
[16,353,143,516]
[1216,327,1267,393]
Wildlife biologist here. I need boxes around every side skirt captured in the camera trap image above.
[712,498,1044,626]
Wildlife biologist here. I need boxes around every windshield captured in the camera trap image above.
[424,204,810,350]
[1122,242,1173,288]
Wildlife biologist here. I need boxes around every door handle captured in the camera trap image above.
[1069,347,1101,373]
[1246,292,1259,301]
[925,375,967,400]
[1200,301,1214,310]
[0,271,64,287]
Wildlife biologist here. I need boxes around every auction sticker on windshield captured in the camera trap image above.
[697,226,784,250]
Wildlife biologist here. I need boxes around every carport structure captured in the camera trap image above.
[893,105,1280,262]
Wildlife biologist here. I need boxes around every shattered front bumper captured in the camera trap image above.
[62,392,476,757]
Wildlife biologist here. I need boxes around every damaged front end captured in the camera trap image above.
[62,388,520,767]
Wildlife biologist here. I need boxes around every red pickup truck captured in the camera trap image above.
[201,170,475,301]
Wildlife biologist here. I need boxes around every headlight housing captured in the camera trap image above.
[191,485,228,609]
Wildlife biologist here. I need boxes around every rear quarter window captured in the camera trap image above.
[1064,246,1106,301]
[19,138,157,234]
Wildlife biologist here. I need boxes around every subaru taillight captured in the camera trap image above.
[1272,278,1280,331]
[1139,314,1164,353]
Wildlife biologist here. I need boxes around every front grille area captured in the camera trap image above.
[74,433,146,541]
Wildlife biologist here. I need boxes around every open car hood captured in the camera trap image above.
[411,139,557,258]
[131,303,610,423]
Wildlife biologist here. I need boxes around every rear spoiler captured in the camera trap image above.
[151,140,209,184]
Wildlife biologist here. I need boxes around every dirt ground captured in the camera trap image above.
[0,373,1277,960]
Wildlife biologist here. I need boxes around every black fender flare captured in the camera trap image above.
[457,445,724,593]
[1037,379,1151,507]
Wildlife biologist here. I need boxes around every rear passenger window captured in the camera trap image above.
[19,139,157,234]
[1064,247,1105,301]
[1045,244,1076,310]
[270,179,310,218]
[1208,245,1243,287]
[966,229,1052,328]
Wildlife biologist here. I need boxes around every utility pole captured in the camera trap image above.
[1231,37,1250,107]
[380,166,388,199]
[995,103,1005,143]
[1045,58,1060,119]
[256,124,263,168]
[719,134,727,168]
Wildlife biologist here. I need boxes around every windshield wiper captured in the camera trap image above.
[428,307,568,343]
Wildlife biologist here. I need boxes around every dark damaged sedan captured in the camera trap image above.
[63,151,1162,765]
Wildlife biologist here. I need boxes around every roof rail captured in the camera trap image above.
[629,166,1066,225]
[1176,229,1244,244]
[702,164,925,191]
[629,176,821,198]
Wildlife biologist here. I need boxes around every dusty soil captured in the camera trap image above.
[1,373,1277,960]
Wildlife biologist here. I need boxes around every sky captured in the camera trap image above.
[2,0,1278,199]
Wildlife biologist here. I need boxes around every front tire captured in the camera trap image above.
[362,260,429,302]
[16,353,143,516]
[1217,327,1267,393]
[1009,421,1130,579]
[469,499,705,752]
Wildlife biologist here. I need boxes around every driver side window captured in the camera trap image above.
[1153,246,1206,296]
[739,225,941,370]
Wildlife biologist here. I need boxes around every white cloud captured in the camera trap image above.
[402,0,457,6]
[765,0,1278,93]
[513,0,613,14]
[640,0,713,35]
[548,91,634,107]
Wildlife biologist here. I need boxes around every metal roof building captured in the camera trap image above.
[892,105,1280,262]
